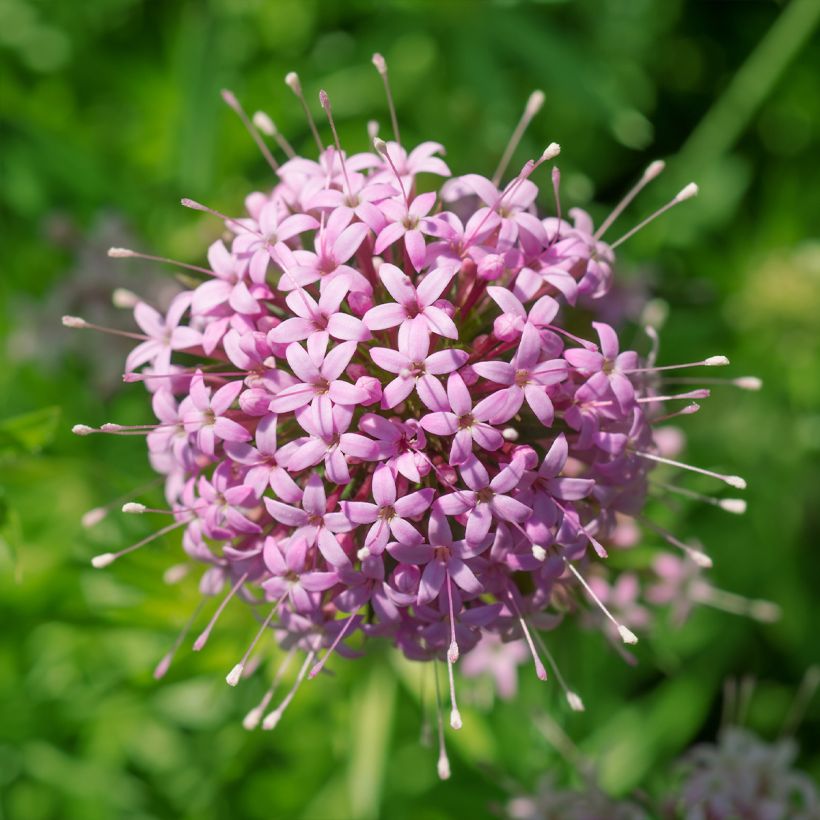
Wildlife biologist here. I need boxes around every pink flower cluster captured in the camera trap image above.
[71,59,757,757]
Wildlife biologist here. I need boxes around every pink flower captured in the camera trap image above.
[268,336,367,414]
[472,323,567,425]
[374,191,439,272]
[262,536,339,612]
[370,329,468,410]
[263,473,353,566]
[419,372,503,466]
[363,263,457,343]
[126,293,202,373]
[182,372,251,455]
[340,463,434,553]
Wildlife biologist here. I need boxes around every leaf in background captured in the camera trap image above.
[0,406,60,458]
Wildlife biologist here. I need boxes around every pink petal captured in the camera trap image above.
[388,542,434,563]
[417,267,456,306]
[394,488,435,518]
[372,464,396,506]
[425,349,468,375]
[332,222,370,264]
[420,411,458,436]
[341,501,379,524]
[524,384,554,426]
[321,340,357,380]
[339,432,378,459]
[515,322,542,371]
[593,321,620,361]
[448,557,482,595]
[389,517,423,545]
[268,383,315,413]
[381,376,414,409]
[418,560,446,604]
[263,498,308,526]
[378,263,416,306]
[449,428,473,466]
[363,303,407,331]
[373,222,406,255]
[268,317,314,343]
[446,372,472,416]
[422,305,458,339]
[328,380,368,406]
[327,313,369,341]
[465,503,492,544]
[211,380,244,415]
[404,229,427,272]
[472,361,514,384]
[213,416,251,442]
[317,528,350,566]
[286,438,328,472]
[490,494,531,523]
[286,342,321,383]
[416,374,448,411]
[486,286,526,318]
[370,347,409,374]
[326,447,350,484]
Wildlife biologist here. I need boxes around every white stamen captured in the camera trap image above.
[437,752,451,781]
[357,547,370,561]
[253,111,274,134]
[502,427,519,441]
[704,355,730,366]
[122,502,146,514]
[193,572,249,652]
[735,376,763,391]
[565,560,638,646]
[91,552,115,568]
[566,692,585,712]
[163,564,190,584]
[526,89,545,116]
[107,247,137,258]
[72,424,94,436]
[284,71,323,152]
[633,449,746,489]
[367,120,380,141]
[447,641,459,664]
[243,649,296,730]
[112,288,140,309]
[676,182,699,201]
[531,544,547,561]
[81,507,106,528]
[62,315,87,328]
[719,498,747,514]
[541,142,561,161]
[594,159,666,240]
[371,52,400,144]
[221,88,279,172]
[641,517,713,568]
[226,663,244,687]
[610,181,699,249]
[373,137,387,156]
[284,71,300,92]
[432,663,451,780]
[492,90,546,185]
[618,625,639,645]
[261,651,314,731]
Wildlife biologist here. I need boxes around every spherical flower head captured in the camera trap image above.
[77,57,755,760]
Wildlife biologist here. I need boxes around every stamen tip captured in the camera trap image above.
[62,315,87,328]
[242,708,262,731]
[541,142,560,161]
[220,88,239,109]
[81,507,106,528]
[644,159,666,180]
[192,632,208,652]
[122,502,146,514]
[449,708,462,730]
[112,288,140,309]
[373,137,388,156]
[531,544,547,562]
[618,625,639,645]
[180,198,204,211]
[318,89,330,110]
[252,111,275,135]
[356,547,371,561]
[567,692,585,712]
[726,475,747,490]
[91,552,116,569]
[734,376,763,391]
[107,247,136,258]
[72,424,94,436]
[437,754,451,781]
[226,663,244,687]
[502,427,519,442]
[371,52,387,74]
[153,654,172,680]
[676,182,699,202]
[535,660,548,681]
[526,89,545,116]
[447,641,459,664]
[284,71,301,92]
[719,498,747,515]
[750,601,781,623]
[261,710,281,731]
[705,355,730,366]
[690,549,713,569]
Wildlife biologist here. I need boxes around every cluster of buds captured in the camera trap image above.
[68,55,767,776]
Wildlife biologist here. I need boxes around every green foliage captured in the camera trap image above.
[1,1,818,817]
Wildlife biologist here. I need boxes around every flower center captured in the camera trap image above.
[457,413,475,430]
[514,369,531,387]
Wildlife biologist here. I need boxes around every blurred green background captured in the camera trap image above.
[1,0,819,818]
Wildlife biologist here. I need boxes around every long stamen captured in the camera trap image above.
[180,198,255,235]
[62,315,149,342]
[261,650,315,730]
[492,89,545,186]
[309,613,361,679]
[506,586,547,681]
[649,402,701,422]
[639,516,713,568]
[253,110,296,158]
[550,503,608,559]
[81,476,164,528]
[631,449,747,489]
[107,247,213,276]
[371,53,401,146]
[284,72,324,153]
[565,559,638,645]
[318,90,352,196]
[550,166,562,240]
[445,657,462,730]
[532,630,584,711]
[153,599,207,679]
[651,480,747,514]
[621,355,729,374]
[586,389,709,409]
[610,182,699,249]
[192,572,249,652]
[227,595,287,686]
[433,662,451,780]
[243,648,296,730]
[663,375,763,391]
[373,137,409,206]
[90,517,190,568]
[692,581,781,622]
[594,159,666,240]
[445,572,460,664]
[221,89,279,171]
